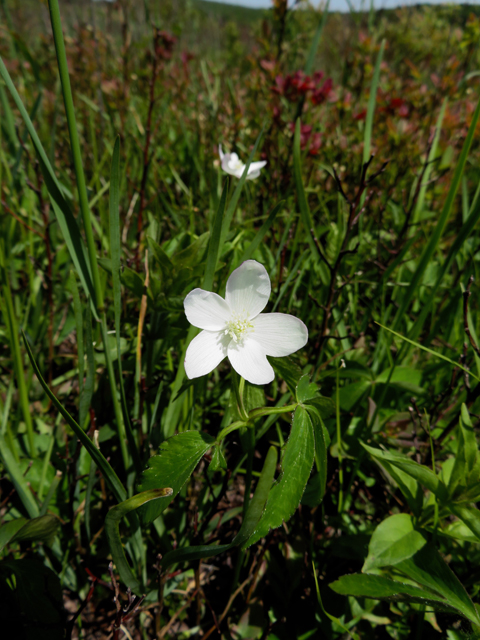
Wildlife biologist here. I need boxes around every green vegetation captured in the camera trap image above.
[2,0,480,638]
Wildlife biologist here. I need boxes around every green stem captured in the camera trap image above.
[48,0,104,312]
[232,373,249,422]
[216,420,249,443]
[248,403,298,421]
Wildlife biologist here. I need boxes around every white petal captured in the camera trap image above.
[225,260,271,319]
[251,313,308,356]
[184,330,230,379]
[184,289,231,330]
[221,153,233,174]
[228,152,240,167]
[228,338,274,385]
[219,144,224,160]
[248,160,267,173]
[246,170,261,180]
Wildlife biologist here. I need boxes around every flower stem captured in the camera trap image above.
[216,420,248,443]
[248,403,298,420]
[232,373,249,422]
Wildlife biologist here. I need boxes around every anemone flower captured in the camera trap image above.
[218,145,267,180]
[183,260,308,385]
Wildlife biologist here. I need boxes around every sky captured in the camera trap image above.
[205,0,480,12]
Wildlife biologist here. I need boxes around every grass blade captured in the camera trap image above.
[363,39,385,165]
[47,0,104,311]
[22,333,127,503]
[392,95,480,331]
[375,322,480,383]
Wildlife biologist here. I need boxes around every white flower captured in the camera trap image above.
[183,260,308,385]
[218,144,267,180]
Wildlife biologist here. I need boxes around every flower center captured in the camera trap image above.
[229,158,244,172]
[225,315,253,344]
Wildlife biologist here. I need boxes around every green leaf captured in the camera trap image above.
[237,446,277,549]
[105,488,173,595]
[171,232,209,270]
[460,404,478,475]
[375,458,423,517]
[138,431,215,523]
[245,406,315,545]
[0,519,27,552]
[8,514,60,546]
[296,374,318,403]
[375,366,425,395]
[302,404,328,507]
[330,573,458,612]
[304,395,336,419]
[362,442,447,500]
[268,355,304,396]
[146,236,174,276]
[161,543,233,574]
[0,433,39,519]
[338,380,371,411]
[449,504,480,543]
[396,544,480,625]
[362,514,427,572]
[209,446,227,472]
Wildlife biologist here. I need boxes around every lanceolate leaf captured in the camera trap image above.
[362,442,447,500]
[138,431,215,523]
[330,573,462,614]
[237,446,277,549]
[396,544,480,626]
[246,406,315,546]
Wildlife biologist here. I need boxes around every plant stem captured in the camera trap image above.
[232,373,249,422]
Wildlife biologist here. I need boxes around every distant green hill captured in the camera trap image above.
[194,0,267,23]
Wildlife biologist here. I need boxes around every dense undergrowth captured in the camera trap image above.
[2,0,480,638]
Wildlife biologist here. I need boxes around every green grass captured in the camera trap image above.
[2,0,480,638]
